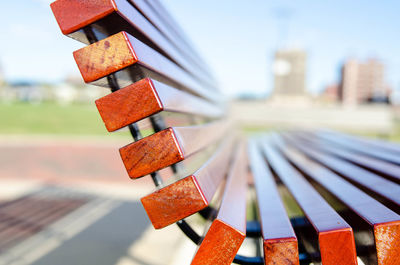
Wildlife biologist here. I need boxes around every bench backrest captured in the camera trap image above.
[51,1,400,265]
[51,1,246,264]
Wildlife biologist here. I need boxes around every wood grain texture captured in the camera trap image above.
[73,31,220,103]
[141,175,207,229]
[261,141,357,265]
[141,137,234,229]
[50,0,116,35]
[191,142,247,265]
[248,140,299,265]
[95,78,223,132]
[264,238,299,265]
[109,0,213,87]
[119,128,183,179]
[275,134,400,265]
[374,221,400,265]
[191,220,245,265]
[51,0,214,86]
[73,32,137,83]
[119,121,229,179]
[95,78,163,132]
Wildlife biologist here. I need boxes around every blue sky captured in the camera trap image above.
[1,0,399,96]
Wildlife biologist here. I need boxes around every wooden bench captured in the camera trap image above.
[50,1,400,264]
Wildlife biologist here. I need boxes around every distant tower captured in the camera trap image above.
[272,49,307,96]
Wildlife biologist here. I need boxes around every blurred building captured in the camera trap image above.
[322,83,340,102]
[0,74,107,104]
[272,49,307,96]
[339,58,391,105]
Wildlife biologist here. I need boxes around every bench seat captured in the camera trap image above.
[51,1,400,264]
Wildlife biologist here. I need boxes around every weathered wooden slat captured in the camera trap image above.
[50,0,215,88]
[261,140,357,265]
[248,140,299,265]
[141,136,235,229]
[316,131,400,165]
[119,120,229,179]
[73,32,220,103]
[50,0,115,36]
[191,142,247,265]
[296,132,400,183]
[95,78,223,132]
[284,134,400,207]
[274,134,400,265]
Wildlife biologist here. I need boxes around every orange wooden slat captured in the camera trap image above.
[141,136,235,229]
[50,0,215,87]
[191,142,247,265]
[321,130,400,155]
[73,32,220,103]
[274,134,400,265]
[284,133,400,207]
[95,78,223,132]
[50,0,115,35]
[261,140,357,265]
[119,120,229,179]
[127,0,210,75]
[248,140,299,265]
[316,131,400,165]
[296,132,400,183]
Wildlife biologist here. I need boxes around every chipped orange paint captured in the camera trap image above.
[141,175,208,229]
[374,221,400,265]
[73,32,137,83]
[50,0,117,35]
[191,220,245,265]
[318,227,358,265]
[95,78,163,132]
[264,237,299,265]
[119,128,184,179]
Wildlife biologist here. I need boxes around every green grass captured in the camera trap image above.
[357,121,400,143]
[0,102,127,136]
[3,101,400,143]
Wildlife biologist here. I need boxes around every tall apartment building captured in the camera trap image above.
[339,59,389,105]
[272,49,307,96]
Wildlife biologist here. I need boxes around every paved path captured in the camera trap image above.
[0,138,186,265]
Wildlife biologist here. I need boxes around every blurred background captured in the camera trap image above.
[0,0,399,264]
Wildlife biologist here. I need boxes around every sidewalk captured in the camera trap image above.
[0,137,255,265]
[0,138,188,265]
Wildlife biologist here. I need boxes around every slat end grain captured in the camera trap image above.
[318,227,358,265]
[50,0,116,35]
[73,31,138,83]
[95,78,163,131]
[263,237,299,265]
[141,175,208,229]
[191,219,245,265]
[119,128,184,179]
[374,221,400,265]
